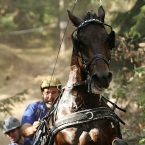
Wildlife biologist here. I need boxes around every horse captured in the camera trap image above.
[33,6,128,145]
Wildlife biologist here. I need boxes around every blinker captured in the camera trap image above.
[71,19,116,51]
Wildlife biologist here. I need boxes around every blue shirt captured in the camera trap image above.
[8,143,14,145]
[8,142,24,145]
[21,101,47,144]
[8,143,18,145]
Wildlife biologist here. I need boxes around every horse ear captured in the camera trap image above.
[67,10,82,27]
[98,6,105,22]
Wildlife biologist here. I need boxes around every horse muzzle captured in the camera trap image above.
[90,72,112,94]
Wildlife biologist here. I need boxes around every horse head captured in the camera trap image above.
[68,6,115,94]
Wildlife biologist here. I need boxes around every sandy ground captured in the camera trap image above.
[0,44,72,144]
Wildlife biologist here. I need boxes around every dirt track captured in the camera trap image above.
[0,44,71,144]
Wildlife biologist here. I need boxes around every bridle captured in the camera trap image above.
[71,18,113,87]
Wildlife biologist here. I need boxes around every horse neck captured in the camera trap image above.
[56,54,108,119]
[57,64,83,116]
[68,53,104,108]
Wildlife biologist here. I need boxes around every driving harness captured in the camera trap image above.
[32,90,126,145]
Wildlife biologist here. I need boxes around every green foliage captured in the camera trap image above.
[0,0,60,47]
[0,10,14,34]
[139,138,145,145]
[0,14,17,34]
[130,66,145,110]
[0,90,27,116]
[130,5,145,37]
[15,0,59,28]
[111,0,145,40]
[0,0,114,48]
[139,129,145,144]
[111,63,145,144]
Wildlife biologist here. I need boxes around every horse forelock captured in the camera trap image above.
[83,11,98,21]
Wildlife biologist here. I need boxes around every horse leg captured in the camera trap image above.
[79,129,107,145]
[112,138,128,145]
[79,131,91,145]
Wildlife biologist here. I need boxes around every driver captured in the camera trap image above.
[21,76,61,144]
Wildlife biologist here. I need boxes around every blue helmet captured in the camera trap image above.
[2,117,21,134]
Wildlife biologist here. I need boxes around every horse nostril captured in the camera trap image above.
[92,72,112,88]
[92,75,100,83]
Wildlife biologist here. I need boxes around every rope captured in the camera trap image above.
[100,0,102,6]
[50,0,78,79]
[9,24,56,35]
[38,0,78,118]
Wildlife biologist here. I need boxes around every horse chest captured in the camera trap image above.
[55,122,110,145]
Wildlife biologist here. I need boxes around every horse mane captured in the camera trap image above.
[82,11,98,21]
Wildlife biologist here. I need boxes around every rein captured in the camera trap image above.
[49,0,78,85]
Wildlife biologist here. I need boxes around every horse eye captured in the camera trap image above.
[79,40,86,47]
[79,40,83,45]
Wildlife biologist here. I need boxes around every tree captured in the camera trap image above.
[0,90,27,116]
[0,0,114,48]
[111,0,145,41]
[0,90,27,126]
[108,1,145,144]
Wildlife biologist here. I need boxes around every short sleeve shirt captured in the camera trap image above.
[21,101,47,144]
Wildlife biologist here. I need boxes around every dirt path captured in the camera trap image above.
[0,44,72,144]
[0,44,133,144]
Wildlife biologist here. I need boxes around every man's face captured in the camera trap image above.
[42,86,59,110]
[5,128,20,143]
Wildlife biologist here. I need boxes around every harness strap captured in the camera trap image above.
[47,107,120,145]
[85,54,110,68]
[112,137,120,145]
[102,96,126,113]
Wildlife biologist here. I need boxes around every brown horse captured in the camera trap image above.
[33,6,128,145]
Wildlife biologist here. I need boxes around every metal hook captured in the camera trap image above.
[86,111,94,119]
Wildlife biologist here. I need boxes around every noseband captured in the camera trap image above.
[83,54,110,68]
